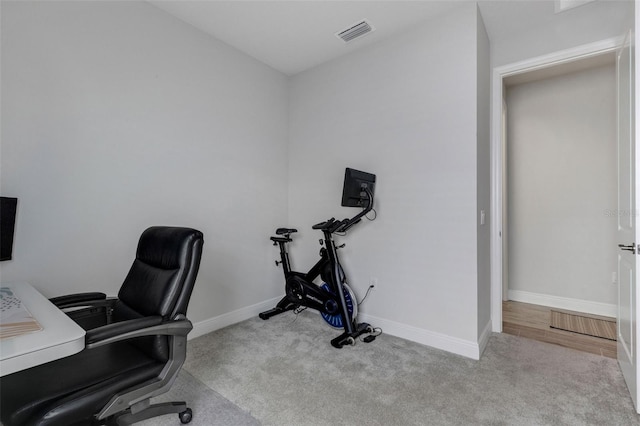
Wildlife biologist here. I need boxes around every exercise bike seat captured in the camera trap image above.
[276,228,297,235]
[271,235,292,243]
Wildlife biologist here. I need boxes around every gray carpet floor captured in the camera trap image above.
[136,369,259,426]
[176,311,640,425]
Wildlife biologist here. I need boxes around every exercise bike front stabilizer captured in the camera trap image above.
[259,168,378,348]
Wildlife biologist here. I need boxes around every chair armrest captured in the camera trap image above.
[85,317,193,349]
[49,292,109,309]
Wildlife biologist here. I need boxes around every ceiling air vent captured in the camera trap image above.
[335,20,375,43]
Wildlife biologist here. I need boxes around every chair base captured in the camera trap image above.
[107,401,192,425]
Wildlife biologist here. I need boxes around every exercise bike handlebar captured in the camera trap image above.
[311,217,349,234]
[312,187,374,234]
[311,217,338,231]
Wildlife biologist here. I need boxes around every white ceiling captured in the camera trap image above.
[148,1,595,76]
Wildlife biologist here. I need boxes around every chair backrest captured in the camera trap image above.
[113,226,204,360]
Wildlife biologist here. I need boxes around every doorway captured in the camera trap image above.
[499,53,617,356]
[490,37,622,334]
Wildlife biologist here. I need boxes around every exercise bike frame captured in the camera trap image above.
[259,187,374,348]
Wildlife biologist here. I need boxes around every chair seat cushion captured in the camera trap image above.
[1,340,163,426]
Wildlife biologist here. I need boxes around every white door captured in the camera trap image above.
[617,29,639,412]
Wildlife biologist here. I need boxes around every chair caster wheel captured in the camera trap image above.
[179,407,193,424]
[346,336,356,346]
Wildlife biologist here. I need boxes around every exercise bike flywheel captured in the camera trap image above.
[320,283,358,329]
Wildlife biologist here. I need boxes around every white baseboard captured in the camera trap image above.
[190,298,488,360]
[359,313,483,360]
[189,296,282,340]
[507,290,616,318]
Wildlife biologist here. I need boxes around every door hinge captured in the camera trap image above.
[618,243,637,254]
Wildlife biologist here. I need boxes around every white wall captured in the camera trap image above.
[1,0,493,359]
[476,7,491,345]
[506,63,617,311]
[288,3,486,356]
[0,1,289,324]
[489,0,633,68]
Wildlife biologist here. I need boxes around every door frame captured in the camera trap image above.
[490,36,624,332]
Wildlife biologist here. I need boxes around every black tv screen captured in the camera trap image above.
[341,168,376,208]
[1,197,18,261]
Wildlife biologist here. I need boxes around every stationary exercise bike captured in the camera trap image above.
[259,168,377,348]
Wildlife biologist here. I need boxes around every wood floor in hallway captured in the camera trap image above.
[502,301,617,358]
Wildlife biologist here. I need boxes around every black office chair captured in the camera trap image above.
[0,226,204,426]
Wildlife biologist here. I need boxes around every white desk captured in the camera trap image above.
[0,282,85,377]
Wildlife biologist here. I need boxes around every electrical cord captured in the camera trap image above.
[357,284,374,306]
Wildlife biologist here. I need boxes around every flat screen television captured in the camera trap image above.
[1,197,18,261]
[341,168,376,208]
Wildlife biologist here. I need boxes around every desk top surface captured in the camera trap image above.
[0,282,86,376]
